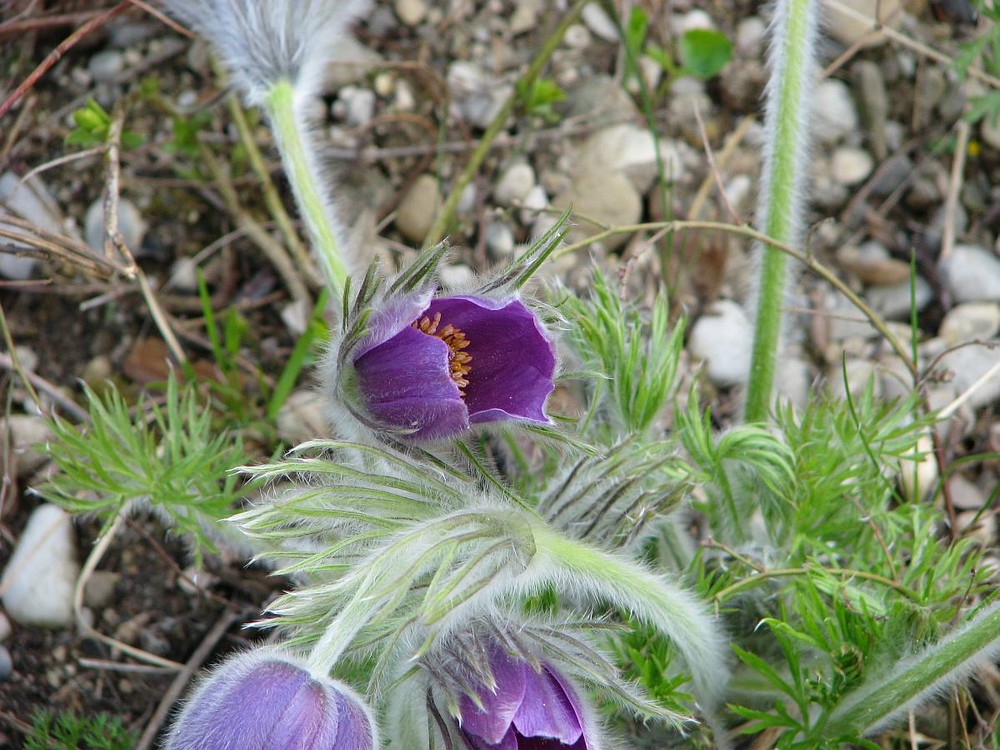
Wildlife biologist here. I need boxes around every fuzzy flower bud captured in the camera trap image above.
[160,0,371,104]
[166,649,376,750]
[331,289,556,442]
[457,645,592,750]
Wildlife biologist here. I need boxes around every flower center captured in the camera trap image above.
[413,312,473,394]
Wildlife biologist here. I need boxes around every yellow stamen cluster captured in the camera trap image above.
[413,312,473,394]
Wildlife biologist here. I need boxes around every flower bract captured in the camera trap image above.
[166,650,375,750]
[458,646,590,750]
[348,292,556,441]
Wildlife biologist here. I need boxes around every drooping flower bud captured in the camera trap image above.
[166,649,376,750]
[457,645,592,750]
[332,289,556,442]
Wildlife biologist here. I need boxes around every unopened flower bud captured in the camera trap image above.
[166,649,376,750]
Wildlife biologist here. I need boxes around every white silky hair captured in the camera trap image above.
[160,0,372,104]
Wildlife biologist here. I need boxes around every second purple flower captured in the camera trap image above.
[457,645,592,750]
[347,292,556,441]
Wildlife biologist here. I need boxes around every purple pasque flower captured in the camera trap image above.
[457,646,591,750]
[348,290,556,441]
[166,649,376,750]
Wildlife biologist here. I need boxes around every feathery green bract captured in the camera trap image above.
[562,267,683,436]
[40,376,243,563]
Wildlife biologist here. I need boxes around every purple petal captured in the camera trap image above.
[423,297,555,425]
[510,666,584,745]
[354,289,435,360]
[459,648,528,744]
[167,657,374,750]
[353,324,470,439]
[460,727,521,750]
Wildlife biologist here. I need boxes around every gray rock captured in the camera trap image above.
[828,358,882,401]
[835,241,911,285]
[866,276,933,320]
[577,124,684,193]
[853,61,889,159]
[511,0,542,35]
[913,66,947,130]
[88,50,124,84]
[322,37,384,92]
[869,154,912,197]
[949,473,986,511]
[439,263,476,290]
[736,16,767,59]
[0,415,54,477]
[84,196,147,253]
[813,79,859,144]
[926,203,968,253]
[168,257,199,294]
[551,170,641,252]
[83,571,120,610]
[0,645,10,681]
[581,2,618,41]
[494,162,536,207]
[519,185,549,227]
[564,24,592,50]
[939,302,1000,344]
[559,75,638,126]
[0,612,11,642]
[0,504,80,628]
[485,220,516,258]
[941,245,1000,303]
[776,356,812,412]
[339,85,377,127]
[830,146,874,187]
[394,0,427,26]
[394,174,441,244]
[981,114,1000,152]
[0,171,68,280]
[937,343,1000,410]
[689,300,753,387]
[276,389,332,446]
[447,61,510,130]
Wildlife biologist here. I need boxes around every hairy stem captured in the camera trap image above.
[264,80,347,299]
[525,522,728,713]
[743,0,820,423]
[821,602,1000,738]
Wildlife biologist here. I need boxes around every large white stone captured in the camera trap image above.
[577,124,685,193]
[551,170,641,252]
[941,245,1000,304]
[689,300,753,387]
[394,174,441,244]
[813,79,859,144]
[939,302,1000,345]
[494,162,536,207]
[1,504,80,628]
[937,344,1000,410]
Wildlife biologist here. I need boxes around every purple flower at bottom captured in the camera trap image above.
[349,293,556,441]
[457,647,591,750]
[166,650,375,750]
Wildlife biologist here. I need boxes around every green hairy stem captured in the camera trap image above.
[264,80,348,299]
[744,0,819,423]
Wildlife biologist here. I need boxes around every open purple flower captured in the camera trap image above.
[348,292,556,441]
[457,646,591,750]
[166,650,376,750]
